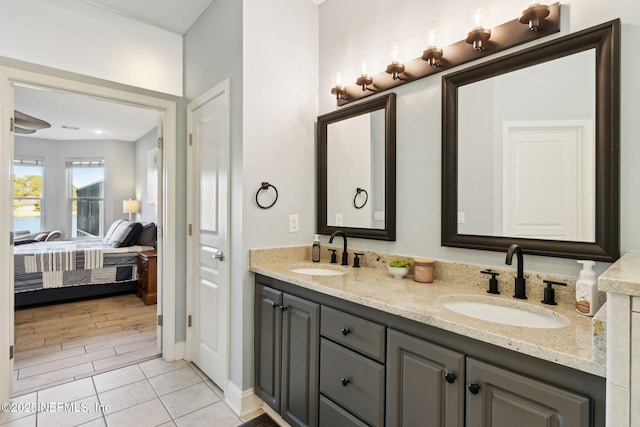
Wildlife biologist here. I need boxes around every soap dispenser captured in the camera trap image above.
[312,235,321,262]
[576,260,600,316]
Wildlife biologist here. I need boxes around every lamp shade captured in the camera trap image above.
[123,199,141,214]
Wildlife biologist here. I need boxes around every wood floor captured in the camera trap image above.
[12,293,159,397]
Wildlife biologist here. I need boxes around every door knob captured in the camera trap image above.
[341,377,350,386]
[468,383,480,394]
[211,250,224,261]
[445,373,456,384]
[341,328,351,336]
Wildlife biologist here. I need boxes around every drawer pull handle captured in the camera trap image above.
[341,377,350,386]
[468,383,480,394]
[445,373,456,384]
[341,328,351,336]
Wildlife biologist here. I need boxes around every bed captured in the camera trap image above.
[14,220,156,307]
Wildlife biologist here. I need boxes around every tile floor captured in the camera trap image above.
[1,357,254,427]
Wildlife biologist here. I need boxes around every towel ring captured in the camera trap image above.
[256,182,278,209]
[353,187,369,209]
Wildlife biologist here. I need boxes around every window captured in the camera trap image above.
[68,159,105,237]
[13,158,44,234]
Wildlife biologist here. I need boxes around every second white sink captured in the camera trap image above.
[439,294,570,329]
[290,264,348,276]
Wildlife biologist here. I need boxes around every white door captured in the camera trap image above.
[502,121,594,241]
[187,80,230,390]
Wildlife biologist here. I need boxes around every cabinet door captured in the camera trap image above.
[466,358,590,427]
[254,285,283,412]
[386,329,465,427]
[281,293,320,427]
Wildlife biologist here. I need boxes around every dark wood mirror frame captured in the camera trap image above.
[317,93,396,240]
[442,20,620,261]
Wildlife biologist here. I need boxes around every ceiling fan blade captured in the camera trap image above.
[14,125,36,134]
[14,110,51,131]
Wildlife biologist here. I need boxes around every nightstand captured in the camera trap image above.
[136,250,157,305]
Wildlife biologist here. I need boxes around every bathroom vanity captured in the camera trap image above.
[251,248,605,427]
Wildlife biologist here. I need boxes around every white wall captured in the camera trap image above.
[14,136,135,237]
[184,0,319,394]
[0,0,183,96]
[319,0,640,278]
[134,128,159,223]
[242,0,318,394]
[184,0,245,390]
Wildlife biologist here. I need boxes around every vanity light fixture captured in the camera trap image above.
[466,8,491,51]
[422,28,444,67]
[519,3,550,31]
[331,85,347,101]
[330,71,347,101]
[356,57,374,91]
[385,43,405,80]
[330,3,560,106]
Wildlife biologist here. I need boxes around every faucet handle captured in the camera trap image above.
[481,269,500,294]
[541,280,567,305]
[353,252,363,268]
[328,249,337,264]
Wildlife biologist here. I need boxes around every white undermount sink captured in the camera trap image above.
[439,294,570,328]
[289,264,348,276]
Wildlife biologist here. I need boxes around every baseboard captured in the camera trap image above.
[225,380,262,418]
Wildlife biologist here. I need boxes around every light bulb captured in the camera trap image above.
[473,8,484,28]
[334,71,343,87]
[390,45,400,64]
[360,59,368,77]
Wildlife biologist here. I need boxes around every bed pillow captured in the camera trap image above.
[103,219,125,244]
[105,220,143,247]
[136,222,157,247]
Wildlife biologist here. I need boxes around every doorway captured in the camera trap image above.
[0,66,179,402]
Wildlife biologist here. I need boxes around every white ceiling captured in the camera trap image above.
[14,85,159,142]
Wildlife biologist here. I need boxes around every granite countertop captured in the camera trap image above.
[599,252,640,296]
[250,249,606,378]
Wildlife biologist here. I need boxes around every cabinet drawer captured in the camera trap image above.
[320,338,384,427]
[319,395,368,427]
[321,305,385,362]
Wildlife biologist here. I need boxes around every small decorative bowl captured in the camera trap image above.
[387,265,409,279]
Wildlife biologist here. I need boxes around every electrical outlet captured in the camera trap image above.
[335,213,343,226]
[289,214,299,232]
[457,212,465,224]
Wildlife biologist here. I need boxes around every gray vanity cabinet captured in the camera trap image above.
[254,274,604,426]
[386,329,465,427]
[465,358,590,427]
[255,284,320,427]
[319,306,386,427]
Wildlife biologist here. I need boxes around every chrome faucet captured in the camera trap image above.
[329,230,349,266]
[505,244,527,299]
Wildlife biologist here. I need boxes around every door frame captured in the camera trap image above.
[0,66,179,401]
[185,79,231,389]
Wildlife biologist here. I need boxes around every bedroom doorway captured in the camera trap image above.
[0,66,179,402]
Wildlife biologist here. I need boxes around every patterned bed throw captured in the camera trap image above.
[14,239,152,292]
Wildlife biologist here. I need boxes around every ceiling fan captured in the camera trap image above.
[13,110,51,134]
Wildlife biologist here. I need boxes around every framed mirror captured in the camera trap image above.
[317,93,396,240]
[442,20,619,261]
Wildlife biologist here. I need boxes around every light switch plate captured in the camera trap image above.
[335,213,343,226]
[289,214,299,232]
